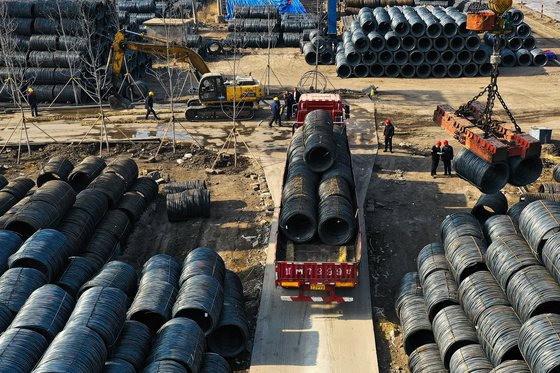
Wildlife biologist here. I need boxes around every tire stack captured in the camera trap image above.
[165,180,210,221]
[226,5,281,48]
[0,0,118,103]
[279,110,357,247]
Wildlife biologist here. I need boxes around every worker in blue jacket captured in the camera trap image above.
[268,97,282,127]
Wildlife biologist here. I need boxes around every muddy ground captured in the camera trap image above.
[0,143,272,371]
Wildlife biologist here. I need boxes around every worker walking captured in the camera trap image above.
[145,91,159,120]
[431,141,442,178]
[383,118,394,152]
[268,97,282,127]
[27,88,38,117]
[441,140,454,176]
[284,91,295,120]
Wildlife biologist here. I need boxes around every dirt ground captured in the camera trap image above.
[0,143,272,371]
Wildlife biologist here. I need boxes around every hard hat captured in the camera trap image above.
[443,140,449,145]
[273,97,279,101]
[148,91,154,96]
[437,141,442,146]
[385,118,392,125]
[27,88,33,93]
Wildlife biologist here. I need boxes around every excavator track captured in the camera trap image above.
[184,104,255,121]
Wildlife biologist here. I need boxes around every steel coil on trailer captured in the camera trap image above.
[73,189,109,225]
[173,274,224,335]
[417,242,447,285]
[58,209,95,255]
[11,284,75,341]
[208,269,248,357]
[146,317,205,372]
[82,230,120,267]
[399,295,434,354]
[318,195,356,245]
[445,235,487,284]
[507,265,560,322]
[79,261,137,299]
[476,304,522,366]
[490,360,531,372]
[520,193,560,203]
[458,270,509,324]
[68,156,106,192]
[483,215,519,243]
[453,148,509,194]
[507,201,528,227]
[471,192,508,222]
[449,344,493,373]
[0,230,23,273]
[143,360,188,372]
[166,189,211,221]
[8,229,68,282]
[97,209,131,245]
[130,177,159,202]
[33,326,107,373]
[394,272,422,316]
[65,286,128,346]
[302,110,336,172]
[423,270,459,322]
[105,157,138,188]
[128,280,178,333]
[179,247,225,286]
[322,156,353,188]
[279,194,317,243]
[0,328,49,373]
[539,182,560,194]
[104,359,136,373]
[440,212,484,246]
[0,267,47,314]
[55,256,100,298]
[2,177,34,200]
[519,313,560,373]
[282,174,318,205]
[141,254,181,289]
[109,320,152,371]
[408,343,446,373]
[508,156,542,187]
[117,192,148,222]
[87,173,127,206]
[485,234,538,291]
[318,176,351,203]
[432,304,478,369]
[519,200,560,259]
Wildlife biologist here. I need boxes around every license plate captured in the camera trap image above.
[310,284,325,291]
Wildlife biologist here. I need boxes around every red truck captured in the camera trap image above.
[274,93,362,302]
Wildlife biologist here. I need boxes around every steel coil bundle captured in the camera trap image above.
[302,110,336,172]
[542,231,560,286]
[208,270,248,358]
[29,179,76,213]
[179,247,225,286]
[58,209,95,256]
[117,192,148,222]
[0,192,18,217]
[79,260,137,299]
[128,280,178,333]
[146,317,205,372]
[173,274,224,335]
[458,271,509,324]
[82,230,120,267]
[73,188,109,225]
[519,313,560,373]
[166,189,211,221]
[318,195,356,245]
[11,284,75,340]
[104,359,136,372]
[519,200,560,260]
[141,254,181,289]
[104,157,138,188]
[490,360,531,372]
[0,304,12,333]
[417,242,447,285]
[97,209,131,245]
[0,196,29,227]
[36,156,74,187]
[476,305,522,366]
[507,265,560,322]
[0,176,7,190]
[0,328,49,373]
[440,212,483,245]
[65,286,128,346]
[539,183,560,194]
[0,230,23,273]
[483,214,519,243]
[408,343,446,373]
[68,156,106,192]
[33,326,107,373]
[423,270,459,322]
[471,192,508,222]
[0,267,47,314]
[554,164,560,183]
[398,295,434,354]
[200,352,231,372]
[444,235,487,283]
[109,320,152,371]
[449,344,493,373]
[520,193,560,203]
[143,359,188,372]
[4,200,60,238]
[432,304,478,368]
[508,156,542,187]
[55,256,101,297]
[507,201,528,227]
[394,272,422,316]
[485,234,539,291]
[87,173,127,206]
[1,178,34,200]
[283,174,318,205]
[453,148,509,194]
[130,177,159,202]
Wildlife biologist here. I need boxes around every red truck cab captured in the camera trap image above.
[275,93,361,303]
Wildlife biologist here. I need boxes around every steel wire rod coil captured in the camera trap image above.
[65,286,128,346]
[507,201,529,227]
[73,189,109,225]
[398,295,434,355]
[0,267,47,314]
[458,270,509,324]
[0,194,27,224]
[97,209,132,245]
[104,359,136,372]
[200,352,231,373]
[483,215,519,243]
[166,189,211,221]
[109,320,152,371]
[68,156,106,192]
[395,272,422,316]
[554,164,560,183]
[146,317,205,372]
[37,156,74,187]
[485,234,539,291]
[319,176,351,203]
[208,269,248,358]
[302,110,336,173]
[0,230,23,273]
[453,148,509,194]
[423,270,459,322]
[0,176,7,190]
[417,242,448,286]
[179,247,225,286]
[141,254,181,290]
[143,360,190,372]
[58,208,96,254]
[318,195,356,245]
[162,180,207,194]
[449,344,493,373]
[506,265,560,322]
[11,284,75,341]
[476,305,523,366]
[82,230,120,267]
[282,174,318,206]
[0,177,33,200]
[471,192,508,222]
[539,183,560,194]
[432,304,478,369]
[87,173,127,206]
[4,200,59,239]
[8,229,68,282]
[117,192,148,222]
[440,212,484,246]
[29,180,76,215]
[55,256,100,298]
[444,235,488,284]
[0,328,49,373]
[79,260,137,299]
[173,274,224,335]
[490,360,531,372]
[130,177,159,202]
[519,313,560,373]
[33,326,107,373]
[541,231,560,287]
[127,280,178,333]
[519,200,560,260]
[104,157,139,188]
[520,193,560,203]
[408,343,446,373]
[0,304,12,333]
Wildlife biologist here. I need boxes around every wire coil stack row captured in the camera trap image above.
[165,179,210,221]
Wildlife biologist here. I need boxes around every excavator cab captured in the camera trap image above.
[198,73,227,102]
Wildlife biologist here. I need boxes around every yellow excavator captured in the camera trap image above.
[110,30,264,120]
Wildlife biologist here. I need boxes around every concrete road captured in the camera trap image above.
[249,99,379,373]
